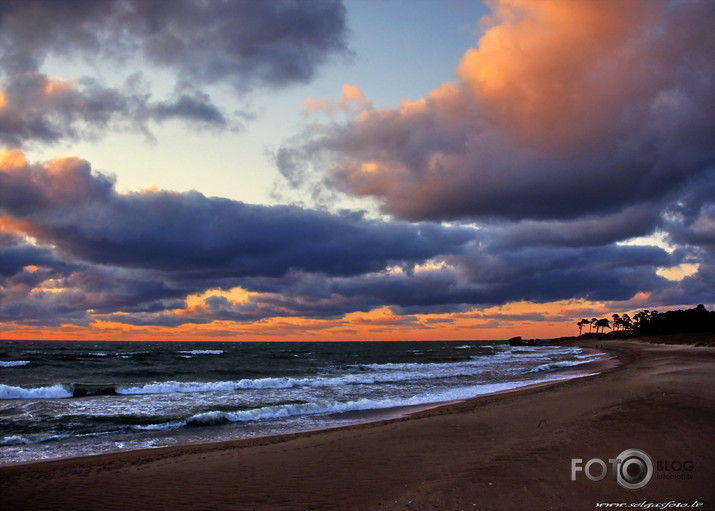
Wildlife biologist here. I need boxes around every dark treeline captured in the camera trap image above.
[577,305,715,336]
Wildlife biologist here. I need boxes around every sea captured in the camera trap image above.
[0,340,607,466]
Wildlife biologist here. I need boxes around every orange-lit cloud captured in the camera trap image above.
[302,84,372,114]
[279,0,714,225]
[42,76,77,95]
[656,263,700,282]
[0,149,28,169]
[184,287,254,310]
[2,297,654,342]
[457,0,660,150]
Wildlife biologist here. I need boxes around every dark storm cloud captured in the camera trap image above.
[0,0,349,145]
[199,238,677,323]
[0,233,62,277]
[0,72,231,146]
[0,0,349,87]
[661,168,715,258]
[92,289,374,328]
[0,155,475,280]
[3,152,709,328]
[317,244,674,312]
[0,237,187,325]
[489,206,663,250]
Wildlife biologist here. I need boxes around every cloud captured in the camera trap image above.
[661,167,715,259]
[489,206,663,250]
[2,149,710,329]
[0,151,475,281]
[101,234,683,327]
[270,0,715,326]
[267,241,675,314]
[0,252,183,326]
[0,71,235,146]
[0,0,349,145]
[302,84,372,115]
[0,0,349,87]
[277,0,715,224]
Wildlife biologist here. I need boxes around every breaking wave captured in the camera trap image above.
[0,384,73,399]
[178,350,224,355]
[185,378,571,426]
[0,361,30,367]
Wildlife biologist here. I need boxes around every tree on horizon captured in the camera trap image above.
[577,305,712,338]
[577,318,590,335]
[612,314,621,330]
[594,318,611,333]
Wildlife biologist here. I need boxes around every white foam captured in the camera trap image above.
[357,360,479,371]
[0,383,72,400]
[178,350,224,355]
[186,376,577,425]
[116,349,590,396]
[528,358,594,373]
[115,366,488,396]
[0,360,30,367]
[0,435,34,446]
[0,433,69,446]
[132,420,187,431]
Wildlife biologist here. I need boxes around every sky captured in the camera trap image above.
[0,0,713,342]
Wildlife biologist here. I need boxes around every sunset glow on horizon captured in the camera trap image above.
[1,0,713,342]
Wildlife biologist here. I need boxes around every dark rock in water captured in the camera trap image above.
[508,336,540,346]
[71,384,118,398]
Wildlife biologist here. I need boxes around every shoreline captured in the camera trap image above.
[1,339,713,510]
[0,344,615,470]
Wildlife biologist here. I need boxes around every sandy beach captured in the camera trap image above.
[1,339,713,511]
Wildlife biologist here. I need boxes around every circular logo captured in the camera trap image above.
[615,448,653,490]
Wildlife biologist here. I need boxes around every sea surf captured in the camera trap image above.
[0,340,607,465]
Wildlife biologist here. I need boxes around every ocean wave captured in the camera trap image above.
[117,380,265,395]
[132,420,187,431]
[0,429,115,447]
[116,352,588,396]
[528,359,592,373]
[117,376,341,395]
[185,377,573,426]
[0,434,70,446]
[0,435,35,446]
[0,349,593,400]
[357,357,523,371]
[0,360,30,367]
[355,360,471,371]
[115,365,491,396]
[178,350,224,355]
[0,383,73,400]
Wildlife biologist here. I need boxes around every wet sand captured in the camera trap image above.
[1,339,713,511]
